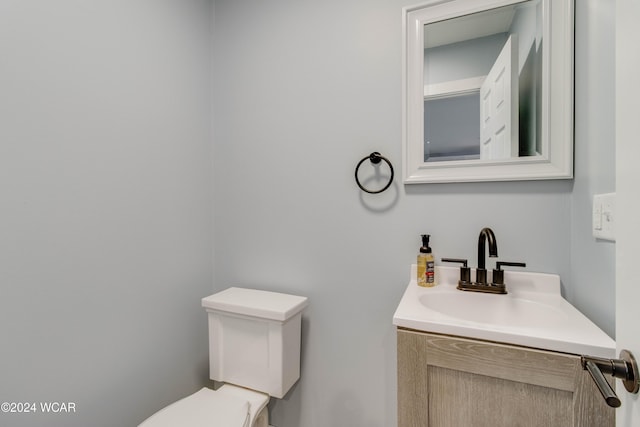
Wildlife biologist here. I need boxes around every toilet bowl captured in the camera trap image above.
[138,287,308,427]
[138,385,269,427]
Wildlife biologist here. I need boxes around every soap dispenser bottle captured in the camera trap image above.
[417,234,436,287]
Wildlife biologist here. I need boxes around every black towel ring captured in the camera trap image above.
[354,152,394,194]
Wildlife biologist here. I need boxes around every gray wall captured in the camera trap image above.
[0,1,214,426]
[570,0,616,339]
[424,33,508,85]
[213,1,614,427]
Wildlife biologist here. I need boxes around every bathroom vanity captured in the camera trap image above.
[393,266,616,427]
[397,330,612,427]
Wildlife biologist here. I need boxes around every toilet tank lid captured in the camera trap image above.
[202,287,308,322]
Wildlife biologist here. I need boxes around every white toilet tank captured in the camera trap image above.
[201,287,308,399]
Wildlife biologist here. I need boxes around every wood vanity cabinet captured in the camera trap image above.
[397,329,614,427]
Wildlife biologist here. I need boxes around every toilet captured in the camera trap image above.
[139,287,308,427]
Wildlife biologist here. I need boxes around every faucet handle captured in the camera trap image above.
[441,257,467,266]
[441,258,471,286]
[492,261,526,285]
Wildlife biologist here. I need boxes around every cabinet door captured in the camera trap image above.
[397,329,614,427]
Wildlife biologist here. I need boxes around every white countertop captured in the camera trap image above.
[393,266,616,358]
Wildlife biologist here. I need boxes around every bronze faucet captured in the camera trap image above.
[442,227,525,294]
[476,227,498,285]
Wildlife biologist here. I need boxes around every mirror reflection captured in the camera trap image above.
[423,0,541,162]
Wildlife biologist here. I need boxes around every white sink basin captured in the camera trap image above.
[393,266,615,358]
[419,292,569,328]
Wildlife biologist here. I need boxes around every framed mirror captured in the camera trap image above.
[402,0,574,183]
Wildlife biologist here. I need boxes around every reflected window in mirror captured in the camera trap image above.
[424,93,480,162]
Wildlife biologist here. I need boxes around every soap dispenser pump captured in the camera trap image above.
[417,234,436,287]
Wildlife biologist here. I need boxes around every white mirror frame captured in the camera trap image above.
[402,0,574,184]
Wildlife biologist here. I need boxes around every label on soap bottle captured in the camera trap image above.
[426,260,435,286]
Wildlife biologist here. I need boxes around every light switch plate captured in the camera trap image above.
[593,193,616,241]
